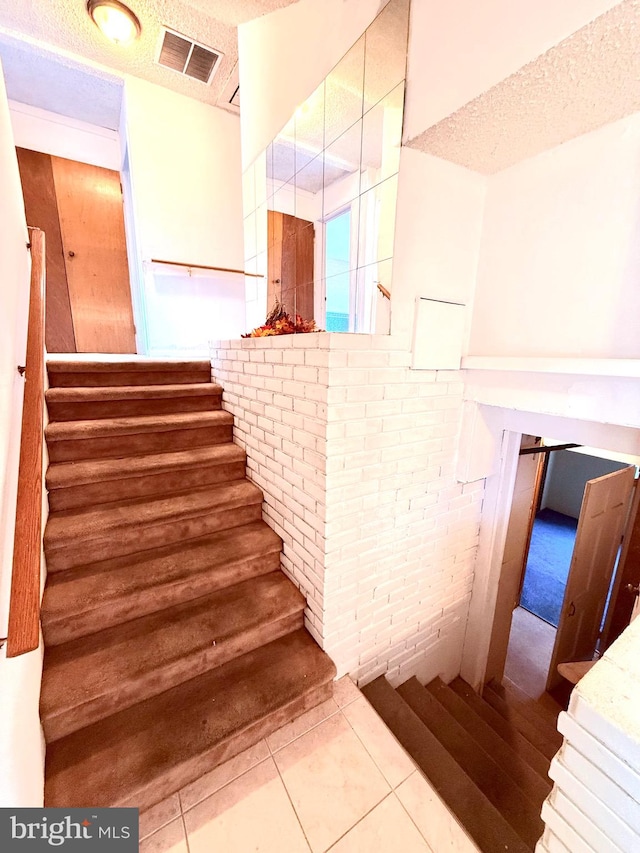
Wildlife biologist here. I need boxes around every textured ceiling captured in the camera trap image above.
[0,33,123,129]
[0,0,300,113]
[407,0,640,174]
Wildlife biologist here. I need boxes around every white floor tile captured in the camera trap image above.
[274,712,390,853]
[343,697,415,788]
[328,793,432,852]
[183,757,310,853]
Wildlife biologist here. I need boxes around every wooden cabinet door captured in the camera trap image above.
[51,156,136,353]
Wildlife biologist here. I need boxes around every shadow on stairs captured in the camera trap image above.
[40,358,335,812]
[363,675,564,852]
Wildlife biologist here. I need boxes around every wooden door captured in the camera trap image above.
[547,465,636,690]
[485,438,541,684]
[601,482,640,648]
[267,210,314,320]
[16,148,76,352]
[52,156,136,353]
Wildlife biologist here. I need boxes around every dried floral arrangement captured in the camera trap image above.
[242,301,322,337]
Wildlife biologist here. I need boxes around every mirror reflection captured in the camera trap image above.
[243,0,409,334]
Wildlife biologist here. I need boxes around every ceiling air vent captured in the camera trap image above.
[157,29,222,84]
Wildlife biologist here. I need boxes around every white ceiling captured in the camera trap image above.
[0,33,124,129]
[407,0,640,174]
[0,0,300,116]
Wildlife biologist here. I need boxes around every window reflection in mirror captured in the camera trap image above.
[325,209,353,332]
[242,0,409,334]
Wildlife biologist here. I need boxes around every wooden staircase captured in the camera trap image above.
[363,675,564,852]
[41,359,335,811]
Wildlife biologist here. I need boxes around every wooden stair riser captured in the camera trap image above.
[362,677,531,853]
[46,394,222,422]
[45,504,262,572]
[450,678,551,780]
[483,688,561,762]
[47,368,212,388]
[44,630,336,810]
[426,678,552,805]
[487,681,563,741]
[398,679,544,849]
[43,609,305,742]
[47,424,233,463]
[47,460,247,512]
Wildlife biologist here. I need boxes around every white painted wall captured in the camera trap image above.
[0,59,44,808]
[123,77,244,272]
[122,78,245,349]
[238,0,381,169]
[541,449,628,519]
[469,112,640,359]
[391,147,486,343]
[404,0,624,140]
[8,100,120,170]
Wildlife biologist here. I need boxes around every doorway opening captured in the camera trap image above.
[488,435,639,706]
[519,447,629,630]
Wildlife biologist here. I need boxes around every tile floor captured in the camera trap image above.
[139,676,476,853]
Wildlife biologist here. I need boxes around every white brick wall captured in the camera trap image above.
[210,333,484,684]
[536,618,640,853]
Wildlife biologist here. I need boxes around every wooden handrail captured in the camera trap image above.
[150,258,264,278]
[377,282,391,300]
[7,227,45,657]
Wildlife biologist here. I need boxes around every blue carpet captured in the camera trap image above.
[520,508,577,627]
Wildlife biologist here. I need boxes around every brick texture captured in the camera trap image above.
[210,333,484,684]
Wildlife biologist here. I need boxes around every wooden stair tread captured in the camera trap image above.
[398,678,543,848]
[426,678,552,804]
[47,444,245,490]
[450,678,552,776]
[42,521,283,645]
[362,677,530,853]
[44,480,262,550]
[41,572,305,741]
[499,678,565,728]
[45,629,336,811]
[46,409,233,441]
[46,383,222,402]
[483,686,562,761]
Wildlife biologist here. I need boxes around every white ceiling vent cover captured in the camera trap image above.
[157,29,222,84]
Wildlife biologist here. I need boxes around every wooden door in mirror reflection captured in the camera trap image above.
[267,210,314,321]
[16,149,136,354]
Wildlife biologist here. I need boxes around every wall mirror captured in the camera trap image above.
[243,0,409,334]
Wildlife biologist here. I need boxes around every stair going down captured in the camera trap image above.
[363,673,563,852]
[41,358,335,812]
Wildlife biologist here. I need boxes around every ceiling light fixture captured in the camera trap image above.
[87,0,141,45]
